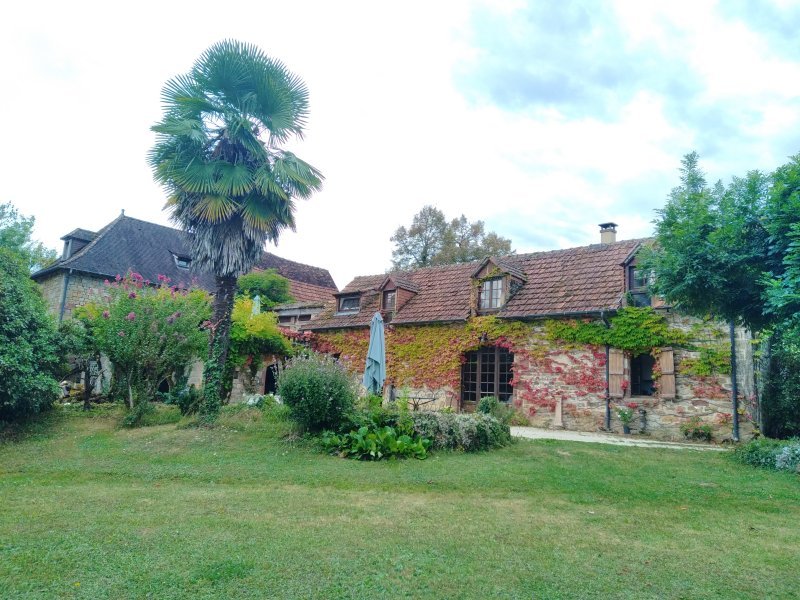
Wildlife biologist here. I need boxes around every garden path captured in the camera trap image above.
[511,426,728,451]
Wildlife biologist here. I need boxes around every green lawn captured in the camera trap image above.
[1,405,798,599]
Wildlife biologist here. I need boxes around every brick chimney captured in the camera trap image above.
[599,222,618,244]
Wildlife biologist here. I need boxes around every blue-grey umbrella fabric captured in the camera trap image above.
[363,312,386,395]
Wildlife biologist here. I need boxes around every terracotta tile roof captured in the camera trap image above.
[287,279,337,303]
[307,239,645,330]
[255,252,337,289]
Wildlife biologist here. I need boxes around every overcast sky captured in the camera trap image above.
[3,0,799,288]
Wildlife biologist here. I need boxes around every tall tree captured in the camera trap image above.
[149,40,322,417]
[0,202,57,272]
[640,152,770,330]
[641,151,800,437]
[390,206,513,270]
[390,205,448,270]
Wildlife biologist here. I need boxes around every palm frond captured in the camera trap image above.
[213,162,254,196]
[191,195,238,223]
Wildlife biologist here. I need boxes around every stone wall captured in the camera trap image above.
[35,270,110,320]
[315,313,755,442]
[61,273,110,320]
[37,272,66,317]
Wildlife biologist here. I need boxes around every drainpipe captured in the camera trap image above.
[58,268,73,323]
[601,310,611,430]
[730,321,740,442]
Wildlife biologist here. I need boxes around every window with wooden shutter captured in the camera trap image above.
[609,348,625,398]
[658,347,676,399]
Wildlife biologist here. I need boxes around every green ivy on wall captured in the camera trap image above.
[544,307,689,355]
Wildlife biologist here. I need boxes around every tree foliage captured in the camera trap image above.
[642,152,800,437]
[390,206,513,270]
[0,249,61,422]
[0,202,57,272]
[149,40,322,418]
[229,296,292,369]
[236,269,293,308]
[76,273,211,416]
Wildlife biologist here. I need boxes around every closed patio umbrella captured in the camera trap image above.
[362,312,386,395]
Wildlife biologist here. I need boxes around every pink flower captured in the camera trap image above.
[118,331,125,337]
[125,312,136,321]
[102,310,110,319]
[115,274,122,282]
[626,401,639,410]
[104,279,110,286]
[128,292,137,299]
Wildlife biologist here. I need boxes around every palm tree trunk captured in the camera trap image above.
[206,274,238,399]
[210,275,237,364]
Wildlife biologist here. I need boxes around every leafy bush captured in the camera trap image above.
[277,353,356,432]
[76,272,211,415]
[341,395,415,435]
[0,249,61,423]
[229,297,292,370]
[733,437,800,473]
[158,381,201,416]
[411,412,511,452]
[762,336,800,438]
[236,269,293,308]
[680,416,713,441]
[477,396,526,426]
[322,425,430,460]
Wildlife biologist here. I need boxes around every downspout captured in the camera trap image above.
[58,268,73,323]
[730,321,740,442]
[601,310,611,430]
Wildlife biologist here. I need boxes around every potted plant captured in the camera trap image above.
[616,402,638,434]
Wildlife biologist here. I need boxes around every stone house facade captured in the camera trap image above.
[305,225,755,441]
[32,212,338,398]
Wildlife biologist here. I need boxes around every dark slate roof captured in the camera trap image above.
[307,239,645,330]
[32,215,338,295]
[61,228,97,242]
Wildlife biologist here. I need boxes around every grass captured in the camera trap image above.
[1,404,798,599]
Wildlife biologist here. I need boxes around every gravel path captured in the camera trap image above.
[511,426,728,451]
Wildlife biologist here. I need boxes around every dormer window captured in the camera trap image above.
[628,265,653,307]
[479,277,504,310]
[338,295,360,313]
[383,290,396,311]
[174,254,191,270]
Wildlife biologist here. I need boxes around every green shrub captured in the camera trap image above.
[277,353,356,432]
[158,382,201,416]
[762,336,800,438]
[411,412,511,452]
[0,249,61,423]
[76,272,211,413]
[341,396,414,436]
[322,425,430,460]
[477,396,525,426]
[733,437,800,472]
[680,416,713,442]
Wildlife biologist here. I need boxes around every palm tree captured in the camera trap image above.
[149,40,323,412]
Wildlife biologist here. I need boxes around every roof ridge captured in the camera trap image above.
[61,213,127,268]
[341,238,649,289]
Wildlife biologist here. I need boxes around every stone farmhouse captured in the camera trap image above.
[305,224,755,441]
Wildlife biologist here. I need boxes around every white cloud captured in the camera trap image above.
[2,0,798,288]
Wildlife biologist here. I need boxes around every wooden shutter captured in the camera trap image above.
[658,347,676,399]
[609,348,625,398]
